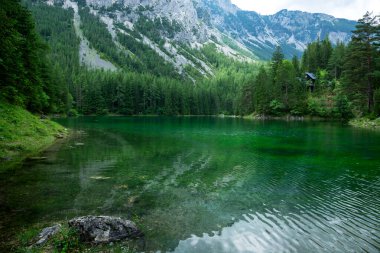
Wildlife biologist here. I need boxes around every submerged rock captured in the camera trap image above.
[34,224,62,246]
[68,216,142,244]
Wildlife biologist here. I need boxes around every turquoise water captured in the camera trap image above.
[1,117,380,252]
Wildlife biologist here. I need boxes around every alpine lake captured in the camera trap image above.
[1,116,380,252]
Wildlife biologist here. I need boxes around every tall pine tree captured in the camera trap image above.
[342,12,380,114]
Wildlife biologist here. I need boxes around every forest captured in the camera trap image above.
[1,0,380,119]
[1,1,380,252]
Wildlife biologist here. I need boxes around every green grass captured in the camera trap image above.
[0,102,66,171]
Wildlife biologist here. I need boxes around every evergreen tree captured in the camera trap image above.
[292,55,301,77]
[270,46,284,81]
[253,66,271,114]
[342,12,380,114]
[320,38,333,69]
[275,60,298,112]
[328,42,346,79]
[0,0,51,112]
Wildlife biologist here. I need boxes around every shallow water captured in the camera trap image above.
[1,117,380,252]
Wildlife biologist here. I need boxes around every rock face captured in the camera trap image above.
[53,0,355,60]
[35,224,62,246]
[68,216,142,244]
[46,0,355,78]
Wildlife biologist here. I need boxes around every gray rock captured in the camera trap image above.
[35,224,62,246]
[68,216,143,244]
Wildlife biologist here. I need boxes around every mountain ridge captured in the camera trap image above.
[41,0,356,79]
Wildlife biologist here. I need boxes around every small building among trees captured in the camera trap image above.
[305,72,316,92]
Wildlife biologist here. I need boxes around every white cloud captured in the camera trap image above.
[230,0,380,20]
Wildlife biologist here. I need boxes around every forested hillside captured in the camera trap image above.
[1,0,379,120]
[244,17,380,120]
[14,0,259,116]
[0,0,70,113]
[0,0,67,167]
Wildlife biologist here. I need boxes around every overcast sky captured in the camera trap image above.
[230,0,380,20]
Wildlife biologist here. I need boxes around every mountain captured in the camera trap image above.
[214,8,356,59]
[38,0,356,79]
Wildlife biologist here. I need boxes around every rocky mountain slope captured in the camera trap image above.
[42,0,356,78]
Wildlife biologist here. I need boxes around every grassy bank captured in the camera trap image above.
[349,117,380,130]
[0,102,67,171]
[242,113,338,121]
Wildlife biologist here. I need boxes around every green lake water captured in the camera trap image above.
[1,117,380,252]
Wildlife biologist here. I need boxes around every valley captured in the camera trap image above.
[0,0,379,252]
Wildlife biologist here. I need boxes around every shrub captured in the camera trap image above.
[67,109,79,117]
[269,100,285,116]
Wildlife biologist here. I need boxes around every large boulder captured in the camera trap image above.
[68,216,142,244]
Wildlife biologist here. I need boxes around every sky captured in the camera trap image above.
[230,0,380,20]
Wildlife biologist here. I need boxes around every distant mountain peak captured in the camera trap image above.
[46,0,355,77]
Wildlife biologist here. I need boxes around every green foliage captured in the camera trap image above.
[67,108,79,117]
[269,100,286,116]
[341,12,380,114]
[116,32,179,78]
[349,117,380,129]
[271,46,284,80]
[0,102,65,170]
[252,66,271,114]
[292,55,301,76]
[52,227,82,253]
[16,224,138,253]
[307,96,327,117]
[4,2,378,121]
[221,35,256,59]
[374,88,380,116]
[260,12,380,120]
[135,16,182,44]
[333,92,352,119]
[79,7,129,67]
[328,42,346,79]
[301,37,333,74]
[0,0,63,113]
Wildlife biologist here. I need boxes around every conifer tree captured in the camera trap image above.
[271,46,284,81]
[342,12,380,113]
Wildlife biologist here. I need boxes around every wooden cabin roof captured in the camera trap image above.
[305,72,316,80]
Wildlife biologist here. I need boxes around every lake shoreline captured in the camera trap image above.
[349,118,380,130]
[64,113,342,121]
[0,103,70,172]
[242,114,344,121]
[2,116,380,253]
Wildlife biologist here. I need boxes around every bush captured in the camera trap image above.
[333,93,353,120]
[307,95,333,118]
[269,100,285,116]
[97,109,109,115]
[53,227,82,253]
[290,109,303,116]
[67,109,79,117]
